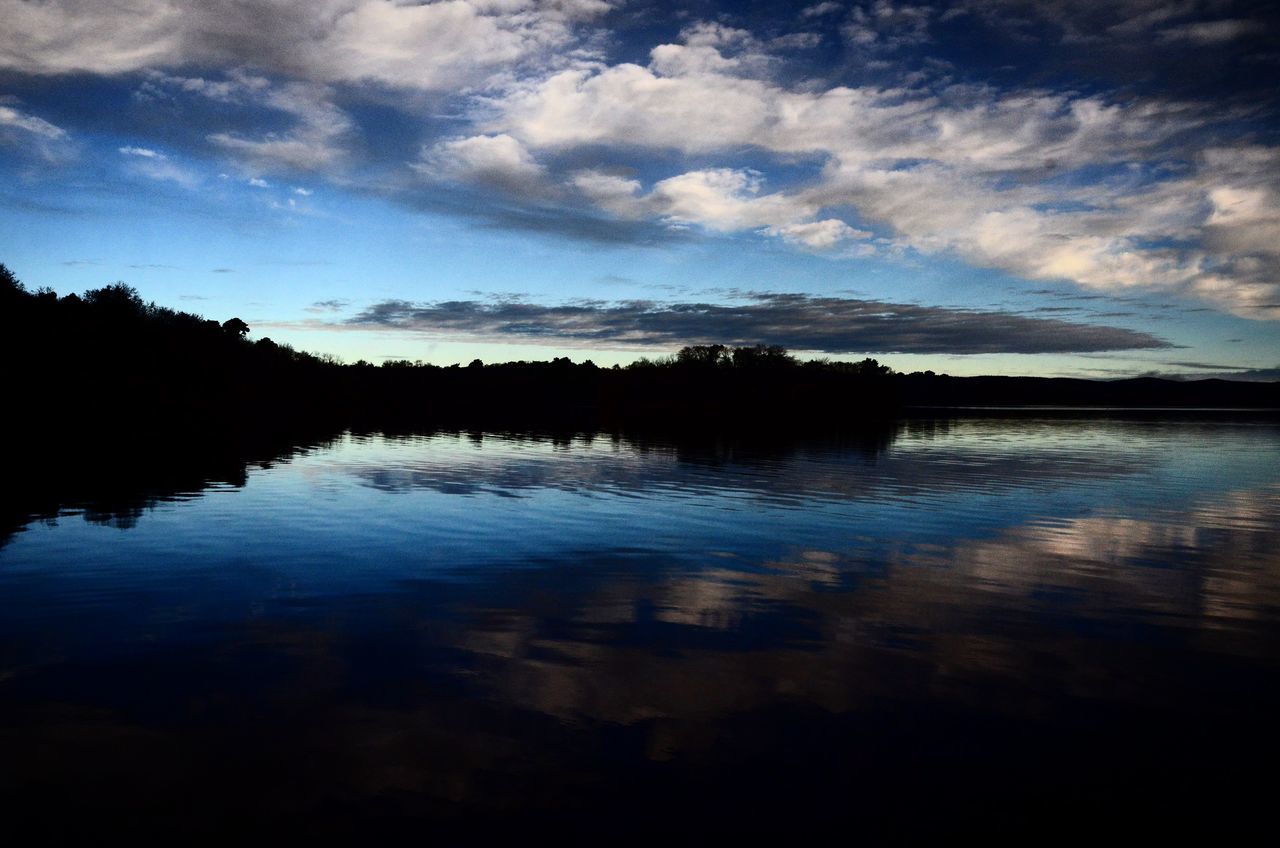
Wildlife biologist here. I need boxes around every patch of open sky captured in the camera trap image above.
[980,18,1270,102]
[15,71,289,158]
[328,97,433,167]
[3,153,199,227]
[834,254,1024,308]
[181,93,305,144]
[531,142,686,178]
[884,158,934,173]
[1023,199,1103,216]
[927,16,1079,81]
[605,0,720,61]
[0,72,134,133]
[1128,236,1208,257]
[1028,162,1151,195]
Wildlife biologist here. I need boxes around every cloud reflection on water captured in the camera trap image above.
[432,483,1280,730]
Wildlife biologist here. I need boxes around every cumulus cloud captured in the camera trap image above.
[0,0,185,75]
[648,21,782,78]
[496,54,1203,167]
[647,169,870,249]
[485,31,1278,316]
[415,133,549,195]
[3,1,1277,321]
[561,166,869,249]
[344,292,1173,354]
[771,219,869,249]
[0,0,611,88]
[411,145,868,250]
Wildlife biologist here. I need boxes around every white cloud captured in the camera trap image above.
[119,145,161,158]
[771,219,870,249]
[249,177,270,187]
[0,101,74,164]
[206,80,354,172]
[0,0,185,75]
[313,0,578,90]
[415,133,549,196]
[647,169,860,248]
[499,54,1204,171]
[497,64,774,153]
[569,169,645,217]
[565,166,866,250]
[801,2,843,18]
[136,70,355,174]
[0,103,68,139]
[118,145,200,187]
[3,2,1275,318]
[485,32,1276,316]
[1158,18,1267,43]
[0,0,613,90]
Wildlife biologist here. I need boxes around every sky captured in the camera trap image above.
[1,0,1277,377]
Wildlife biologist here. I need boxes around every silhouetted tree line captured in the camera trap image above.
[2,263,1274,440]
[0,265,908,434]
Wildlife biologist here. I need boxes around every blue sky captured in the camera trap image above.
[1,0,1277,377]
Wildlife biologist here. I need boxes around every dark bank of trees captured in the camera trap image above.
[0,265,900,435]
[2,263,1275,440]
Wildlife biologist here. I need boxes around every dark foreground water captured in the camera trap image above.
[2,416,1279,842]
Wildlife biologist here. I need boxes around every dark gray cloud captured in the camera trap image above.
[1167,360,1251,371]
[389,182,688,246]
[306,298,350,313]
[346,293,1172,355]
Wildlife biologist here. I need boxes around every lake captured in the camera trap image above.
[2,415,1278,841]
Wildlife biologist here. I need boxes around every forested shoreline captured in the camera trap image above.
[3,264,1274,440]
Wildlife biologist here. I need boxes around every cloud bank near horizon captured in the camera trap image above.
[344,293,1173,355]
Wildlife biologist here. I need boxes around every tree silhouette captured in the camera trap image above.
[731,344,796,368]
[222,317,250,338]
[83,283,146,314]
[677,344,730,367]
[0,262,23,294]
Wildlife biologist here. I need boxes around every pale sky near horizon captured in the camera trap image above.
[1,1,1277,378]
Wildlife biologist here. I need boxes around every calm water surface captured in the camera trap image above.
[3,417,1279,840]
